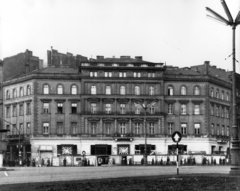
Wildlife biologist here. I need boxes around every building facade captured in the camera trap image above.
[1,50,233,166]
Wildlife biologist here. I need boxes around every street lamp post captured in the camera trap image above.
[206,0,240,175]
[135,100,156,165]
[1,118,21,166]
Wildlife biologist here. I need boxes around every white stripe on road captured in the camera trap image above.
[4,171,8,176]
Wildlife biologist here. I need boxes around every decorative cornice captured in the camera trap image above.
[40,99,52,102]
[102,98,115,103]
[88,117,100,121]
[54,99,66,102]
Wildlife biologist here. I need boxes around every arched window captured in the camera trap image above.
[6,90,10,99]
[106,86,111,95]
[194,86,200,95]
[43,84,49,94]
[210,88,214,97]
[120,86,125,95]
[71,85,77,95]
[149,86,154,95]
[20,87,24,97]
[167,86,173,96]
[216,89,219,98]
[57,85,63,94]
[221,91,224,100]
[27,85,31,95]
[13,89,17,98]
[135,86,140,95]
[226,92,229,101]
[91,86,96,95]
[180,86,187,95]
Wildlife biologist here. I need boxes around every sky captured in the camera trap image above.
[0,0,240,72]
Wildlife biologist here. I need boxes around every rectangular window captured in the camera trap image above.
[168,104,173,114]
[168,123,173,134]
[105,72,112,77]
[149,123,154,134]
[211,124,214,135]
[135,106,141,114]
[226,109,229,118]
[105,104,112,114]
[194,105,200,115]
[19,104,24,116]
[119,72,126,77]
[133,72,141,77]
[26,102,31,115]
[71,103,77,114]
[148,73,155,78]
[194,123,200,135]
[90,72,97,77]
[149,105,155,114]
[120,104,126,114]
[222,126,225,136]
[12,105,17,117]
[57,122,63,134]
[57,103,63,114]
[120,123,126,134]
[135,123,140,134]
[210,105,214,115]
[91,103,97,114]
[71,122,77,134]
[19,123,24,135]
[26,122,31,135]
[106,122,111,134]
[216,106,219,117]
[12,124,17,135]
[6,106,10,118]
[181,104,187,115]
[43,103,49,113]
[91,122,97,134]
[227,126,229,136]
[217,124,220,135]
[181,123,187,135]
[43,123,49,134]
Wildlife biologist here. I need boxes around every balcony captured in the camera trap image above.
[82,111,166,116]
[6,134,24,140]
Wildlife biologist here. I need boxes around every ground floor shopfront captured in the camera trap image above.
[27,136,229,166]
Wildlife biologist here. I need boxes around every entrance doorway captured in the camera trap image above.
[121,156,127,165]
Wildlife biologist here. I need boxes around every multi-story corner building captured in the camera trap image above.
[0,49,233,166]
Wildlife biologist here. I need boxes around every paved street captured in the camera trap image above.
[0,165,231,185]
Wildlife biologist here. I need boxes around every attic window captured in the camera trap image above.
[82,63,90,66]
[127,64,134,67]
[98,63,105,66]
[141,64,148,67]
[155,64,162,67]
[112,63,119,67]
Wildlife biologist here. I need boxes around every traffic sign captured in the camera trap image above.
[172,131,182,143]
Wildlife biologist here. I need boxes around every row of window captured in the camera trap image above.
[90,85,155,95]
[5,103,31,117]
[167,86,201,96]
[43,84,78,95]
[82,63,163,67]
[6,122,31,135]
[210,105,230,118]
[167,103,201,115]
[210,87,230,101]
[211,124,230,136]
[6,85,31,100]
[90,71,156,78]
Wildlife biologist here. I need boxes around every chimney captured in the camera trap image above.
[97,56,104,60]
[204,61,210,75]
[135,56,142,61]
[25,49,30,74]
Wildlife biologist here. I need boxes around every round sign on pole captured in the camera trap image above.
[172,131,182,143]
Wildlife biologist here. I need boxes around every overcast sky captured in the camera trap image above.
[0,0,239,72]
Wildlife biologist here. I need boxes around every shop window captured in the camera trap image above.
[90,145,112,155]
[135,145,155,155]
